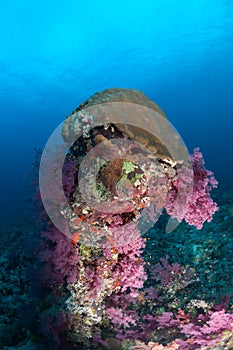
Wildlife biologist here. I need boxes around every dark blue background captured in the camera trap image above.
[0,0,232,224]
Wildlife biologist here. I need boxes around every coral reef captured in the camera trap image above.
[3,89,232,350]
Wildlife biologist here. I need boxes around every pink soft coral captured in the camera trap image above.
[166,148,218,229]
[102,223,147,295]
[179,309,233,348]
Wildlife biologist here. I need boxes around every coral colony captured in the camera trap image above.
[34,89,233,349]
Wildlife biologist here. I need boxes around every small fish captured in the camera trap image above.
[111,247,118,254]
[73,218,81,225]
[72,232,80,244]
[114,277,121,289]
[108,235,115,245]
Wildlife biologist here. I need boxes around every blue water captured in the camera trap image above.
[0,0,232,224]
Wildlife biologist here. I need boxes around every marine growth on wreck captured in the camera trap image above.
[21,88,233,350]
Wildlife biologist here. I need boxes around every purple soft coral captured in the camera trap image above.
[184,148,218,228]
[166,148,218,229]
[179,309,233,348]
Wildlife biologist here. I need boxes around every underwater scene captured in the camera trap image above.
[0,1,233,350]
